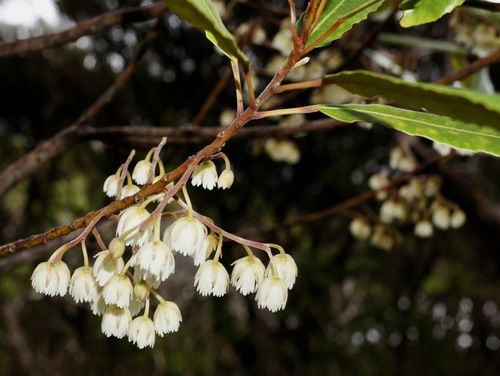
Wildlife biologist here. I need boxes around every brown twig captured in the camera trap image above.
[79,118,345,145]
[0,20,163,196]
[0,2,167,57]
[436,49,500,85]
[245,153,453,237]
[0,44,305,257]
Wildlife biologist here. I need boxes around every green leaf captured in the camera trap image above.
[165,0,248,66]
[400,0,465,27]
[324,70,500,129]
[306,0,384,49]
[317,104,500,157]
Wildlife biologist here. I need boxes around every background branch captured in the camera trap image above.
[0,2,167,57]
[0,20,163,196]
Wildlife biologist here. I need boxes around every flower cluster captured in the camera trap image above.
[31,143,297,349]
[350,146,466,250]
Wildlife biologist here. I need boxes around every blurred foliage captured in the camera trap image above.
[0,0,500,375]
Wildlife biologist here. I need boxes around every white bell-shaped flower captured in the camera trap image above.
[70,266,98,303]
[101,305,132,338]
[194,260,229,297]
[451,209,466,228]
[168,216,207,256]
[132,160,153,185]
[102,274,133,308]
[231,255,265,295]
[349,218,371,240]
[191,161,218,190]
[103,173,120,197]
[415,220,434,238]
[131,239,175,281]
[266,253,298,290]
[128,316,155,349]
[92,250,124,287]
[432,206,450,230]
[154,301,182,336]
[255,276,288,312]
[217,169,234,190]
[116,206,151,246]
[31,261,59,297]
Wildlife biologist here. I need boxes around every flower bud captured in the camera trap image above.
[109,237,126,259]
[217,169,234,190]
[133,281,150,301]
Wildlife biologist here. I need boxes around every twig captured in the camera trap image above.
[231,60,244,114]
[436,49,500,85]
[0,2,167,57]
[0,42,305,257]
[80,118,345,145]
[92,228,108,252]
[115,150,136,199]
[245,153,452,237]
[0,20,163,196]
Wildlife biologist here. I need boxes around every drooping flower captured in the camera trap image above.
[191,161,218,190]
[194,260,229,297]
[116,206,151,246]
[132,160,153,185]
[231,255,265,295]
[168,216,207,256]
[101,305,132,338]
[69,266,98,303]
[103,173,120,197]
[128,316,156,349]
[432,206,450,230]
[266,253,298,290]
[92,251,124,287]
[102,275,133,308]
[415,220,434,238]
[349,218,372,240]
[451,209,466,228]
[217,169,234,190]
[31,261,59,297]
[255,276,288,312]
[154,301,182,336]
[131,240,175,281]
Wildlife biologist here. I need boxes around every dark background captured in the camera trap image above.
[1,0,500,375]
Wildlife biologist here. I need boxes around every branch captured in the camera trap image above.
[0,20,163,196]
[79,118,345,145]
[0,2,167,57]
[244,153,452,237]
[0,46,305,257]
[436,49,500,85]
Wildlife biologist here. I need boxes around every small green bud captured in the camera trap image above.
[109,237,125,259]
